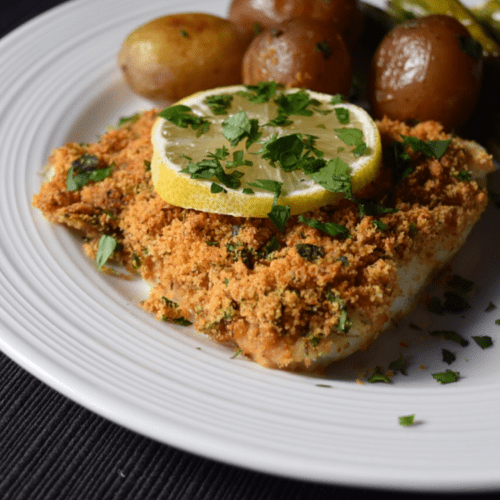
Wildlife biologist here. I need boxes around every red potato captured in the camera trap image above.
[242,17,352,96]
[368,14,483,131]
[228,0,363,47]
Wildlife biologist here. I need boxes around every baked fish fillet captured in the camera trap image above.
[33,112,495,371]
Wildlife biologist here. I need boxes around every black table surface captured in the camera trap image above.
[1,2,499,499]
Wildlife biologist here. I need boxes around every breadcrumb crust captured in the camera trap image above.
[32,111,495,371]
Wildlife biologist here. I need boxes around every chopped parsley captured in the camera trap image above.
[247,179,282,201]
[432,369,460,384]
[162,297,179,308]
[204,94,233,115]
[442,349,456,365]
[163,316,193,326]
[180,157,242,190]
[325,289,351,333]
[473,336,493,349]
[268,204,290,233]
[454,170,472,181]
[367,367,391,383]
[308,157,353,199]
[274,89,321,117]
[237,81,283,103]
[389,354,407,375]
[297,215,350,238]
[389,136,451,184]
[116,113,140,127]
[398,414,416,427]
[225,150,253,168]
[330,94,346,105]
[334,107,350,124]
[335,128,366,157]
[159,105,210,136]
[96,234,118,269]
[430,330,469,347]
[295,243,324,262]
[210,183,226,194]
[400,135,451,159]
[66,154,112,191]
[372,220,388,232]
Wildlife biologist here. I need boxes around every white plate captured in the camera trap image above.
[1,0,500,492]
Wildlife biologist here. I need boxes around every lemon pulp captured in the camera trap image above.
[151,85,382,217]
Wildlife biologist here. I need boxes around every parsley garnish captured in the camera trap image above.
[257,133,325,173]
[96,234,117,269]
[368,367,391,383]
[325,289,351,333]
[389,354,407,375]
[116,113,140,127]
[247,179,282,201]
[334,107,350,124]
[473,336,493,349]
[430,330,469,347]
[180,156,242,190]
[225,150,253,168]
[163,316,193,326]
[268,204,290,233]
[398,414,415,427]
[295,243,324,262]
[232,348,244,359]
[335,128,367,157]
[222,111,261,148]
[275,89,320,117]
[330,94,346,105]
[442,349,456,365]
[308,158,353,199]
[210,183,226,194]
[159,105,210,136]
[432,369,460,384]
[298,215,350,238]
[204,94,233,115]
[238,82,283,103]
[162,297,179,308]
[400,135,451,159]
[66,154,112,191]
[372,220,388,232]
[454,170,472,181]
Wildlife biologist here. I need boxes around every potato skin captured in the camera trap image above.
[228,0,363,47]
[242,17,352,96]
[368,15,483,131]
[118,13,251,102]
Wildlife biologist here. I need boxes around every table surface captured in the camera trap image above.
[1,2,500,499]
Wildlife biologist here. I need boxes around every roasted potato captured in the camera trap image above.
[368,14,483,130]
[118,13,251,102]
[228,0,363,47]
[242,17,352,95]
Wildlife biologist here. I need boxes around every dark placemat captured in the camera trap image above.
[1,2,499,499]
[1,350,496,500]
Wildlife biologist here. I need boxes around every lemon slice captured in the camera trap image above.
[151,84,381,217]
